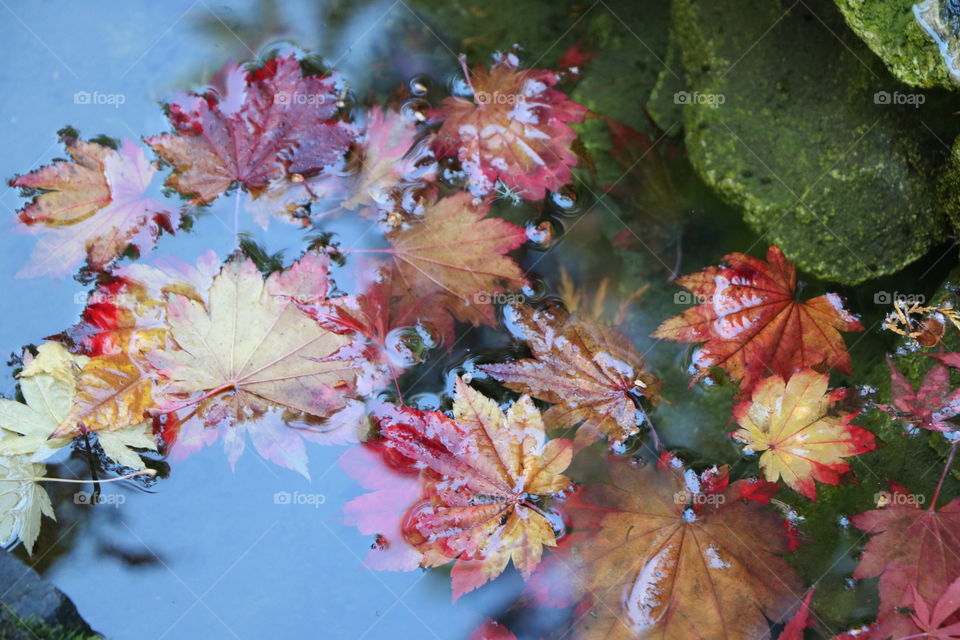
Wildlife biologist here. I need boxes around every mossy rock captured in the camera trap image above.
[672,0,952,284]
[834,0,954,89]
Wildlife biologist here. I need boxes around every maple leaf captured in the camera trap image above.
[376,378,573,600]
[778,589,814,640]
[377,191,528,325]
[480,303,661,447]
[339,106,436,217]
[0,343,157,470]
[66,250,220,358]
[880,356,960,432]
[11,133,178,278]
[652,245,863,395]
[148,254,361,476]
[52,352,156,438]
[340,440,423,571]
[562,456,802,640]
[147,55,353,211]
[731,369,874,500]
[319,264,454,395]
[910,576,960,639]
[852,490,960,638]
[0,444,55,556]
[434,53,587,200]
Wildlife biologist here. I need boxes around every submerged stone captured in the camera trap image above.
[835,0,954,88]
[673,0,953,284]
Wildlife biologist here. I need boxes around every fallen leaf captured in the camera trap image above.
[732,369,874,500]
[564,456,803,639]
[880,356,960,432]
[481,303,661,447]
[778,589,814,640]
[12,133,178,278]
[910,576,960,639]
[380,191,527,325]
[0,343,156,470]
[341,439,423,571]
[652,245,863,395]
[0,446,54,556]
[852,490,960,638]
[376,378,573,600]
[149,254,360,476]
[434,53,587,200]
[54,352,156,437]
[147,55,353,214]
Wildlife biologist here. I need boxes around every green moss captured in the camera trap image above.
[5,616,102,640]
[835,0,954,88]
[672,0,955,284]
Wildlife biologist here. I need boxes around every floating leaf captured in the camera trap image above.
[149,254,361,476]
[732,369,875,500]
[11,133,178,278]
[434,54,587,200]
[653,246,863,395]
[147,55,353,215]
[376,378,573,600]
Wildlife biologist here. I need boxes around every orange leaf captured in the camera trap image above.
[652,246,862,395]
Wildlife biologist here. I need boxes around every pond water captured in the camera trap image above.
[1,1,959,639]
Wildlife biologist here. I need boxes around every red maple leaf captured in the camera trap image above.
[652,245,863,395]
[433,53,587,201]
[375,379,573,600]
[777,589,814,640]
[852,491,960,638]
[318,263,454,395]
[147,55,354,209]
[881,356,960,432]
[910,576,960,639]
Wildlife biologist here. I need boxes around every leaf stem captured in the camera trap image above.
[150,382,236,415]
[930,438,959,511]
[31,469,156,484]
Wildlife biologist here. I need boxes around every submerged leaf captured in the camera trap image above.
[481,303,660,447]
[381,191,527,325]
[852,489,960,638]
[563,457,802,639]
